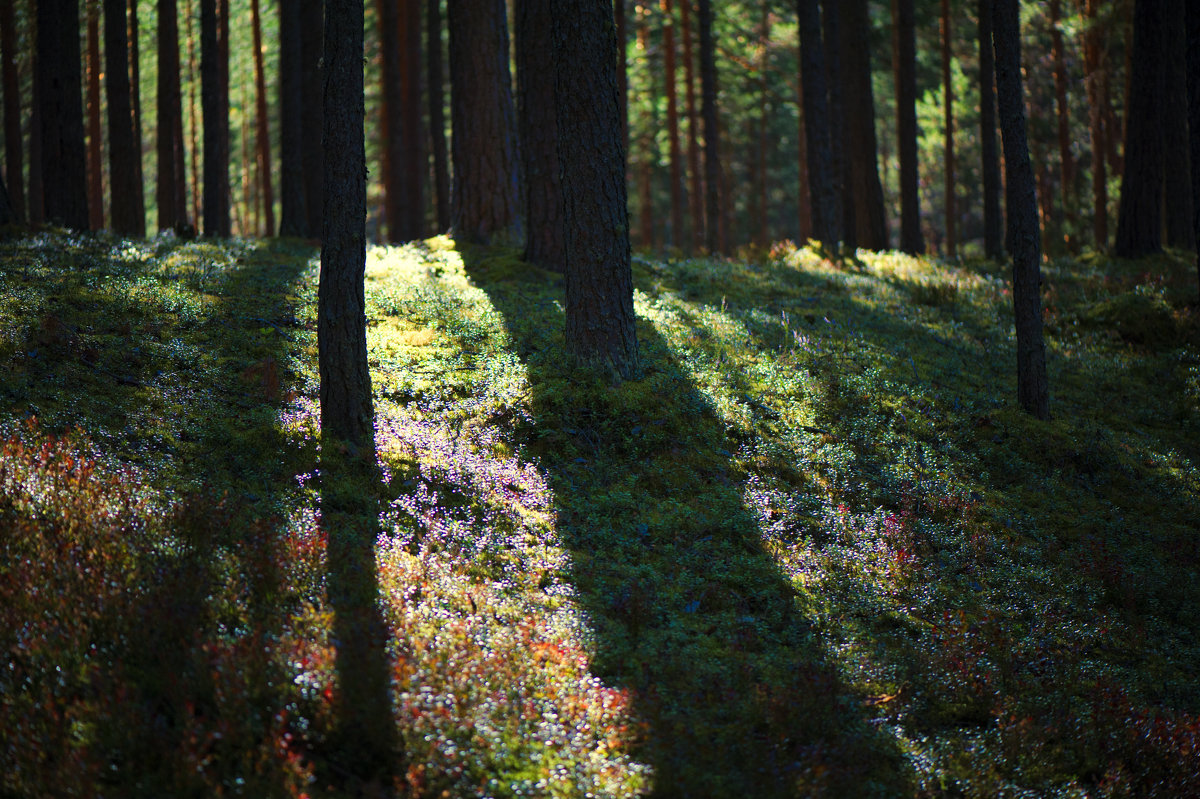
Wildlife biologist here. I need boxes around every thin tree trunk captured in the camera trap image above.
[301,0,323,238]
[38,0,90,229]
[893,0,923,254]
[795,73,811,241]
[698,0,720,254]
[218,0,230,227]
[377,0,407,242]
[1114,0,1163,257]
[1050,0,1075,249]
[979,0,1003,258]
[681,0,702,251]
[1162,0,1193,250]
[664,0,684,250]
[516,0,564,270]
[278,0,306,236]
[427,0,449,232]
[840,0,886,250]
[129,0,144,215]
[1,0,24,220]
[942,0,956,258]
[1083,0,1108,249]
[251,0,274,235]
[822,0,850,248]
[755,5,769,249]
[636,2,655,250]
[797,0,840,248]
[186,0,201,226]
[403,0,423,238]
[555,0,640,380]
[29,42,42,224]
[1188,0,1200,296]
[993,0,1049,419]
[158,0,189,232]
[201,0,230,235]
[616,0,628,158]
[87,3,104,230]
[106,0,146,236]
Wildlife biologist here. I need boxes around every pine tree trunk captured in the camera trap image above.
[37,0,90,229]
[822,0,850,249]
[993,0,1049,419]
[942,0,956,258]
[447,0,522,245]
[1162,0,1193,250]
[377,0,407,242]
[1,0,24,220]
[106,0,146,236]
[754,5,769,250]
[401,0,424,239]
[29,48,42,225]
[301,0,324,238]
[129,0,144,210]
[201,0,229,235]
[185,0,202,226]
[797,0,839,248]
[0,170,13,225]
[1114,0,1164,257]
[251,0,274,235]
[636,2,655,250]
[616,0,628,157]
[698,0,721,254]
[278,0,307,236]
[427,0,450,232]
[87,4,104,230]
[681,0,702,252]
[978,0,1003,258]
[795,72,812,241]
[664,0,684,250]
[1050,0,1075,250]
[1188,0,1200,296]
[893,0,923,254]
[158,0,189,232]
[1082,0,1108,249]
[555,0,640,381]
[516,0,564,270]
[840,0,886,250]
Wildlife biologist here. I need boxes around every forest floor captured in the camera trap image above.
[1,230,1199,798]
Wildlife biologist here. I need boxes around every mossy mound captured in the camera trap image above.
[1080,286,1181,346]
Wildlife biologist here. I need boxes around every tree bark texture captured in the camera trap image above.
[301,0,324,238]
[320,0,375,452]
[516,0,565,270]
[941,0,956,258]
[129,0,144,204]
[201,0,230,235]
[1049,0,1075,248]
[979,0,1003,259]
[251,0,274,236]
[87,4,104,230]
[377,0,408,242]
[797,0,839,248]
[795,72,811,241]
[1,0,24,220]
[1161,0,1193,250]
[448,0,522,245]
[401,0,424,239]
[555,0,640,381]
[680,0,702,252]
[839,0,886,250]
[29,42,43,224]
[892,0,923,254]
[698,0,721,254]
[1082,0,1108,249]
[1114,0,1164,257]
[427,0,450,232]
[1188,0,1200,296]
[158,0,190,232]
[278,0,307,236]
[821,0,850,248]
[37,0,90,230]
[993,0,1049,419]
[105,0,146,236]
[665,0,685,250]
[185,0,201,224]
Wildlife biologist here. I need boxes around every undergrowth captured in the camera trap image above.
[1,230,1198,797]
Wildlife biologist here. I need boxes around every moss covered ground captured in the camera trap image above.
[1,230,1198,797]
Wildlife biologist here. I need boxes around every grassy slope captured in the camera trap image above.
[1,230,1198,797]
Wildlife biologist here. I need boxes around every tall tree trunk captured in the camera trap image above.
[158,0,189,232]
[822,0,850,249]
[893,0,923,254]
[1162,0,1193,250]
[664,0,684,250]
[1188,0,1200,297]
[797,0,839,248]
[29,45,42,225]
[447,0,522,245]
[200,0,229,235]
[840,0,886,250]
[38,0,90,229]
[278,0,306,235]
[1082,0,1108,249]
[301,0,324,238]
[87,3,104,230]
[555,0,640,381]
[106,0,146,237]
[377,0,407,242]
[0,169,13,225]
[680,0,702,252]
[427,0,450,231]
[616,0,628,158]
[754,5,769,250]
[516,0,564,270]
[698,0,721,254]
[979,0,1003,258]
[401,0,424,238]
[1114,0,1163,257]
[251,0,274,235]
[795,73,811,241]
[1,0,24,220]
[186,0,201,225]
[941,0,956,258]
[218,0,230,226]
[129,0,144,214]
[994,0,1049,419]
[635,3,653,250]
[1049,0,1075,249]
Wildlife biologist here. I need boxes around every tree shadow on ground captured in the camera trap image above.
[461,247,911,797]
